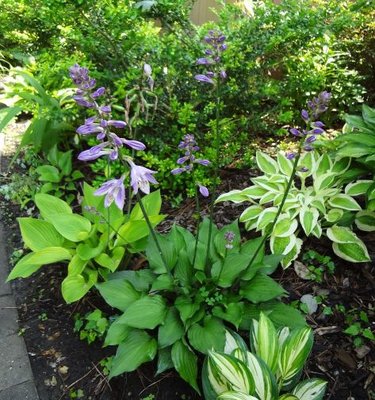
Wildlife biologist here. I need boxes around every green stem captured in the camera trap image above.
[205,81,221,267]
[242,145,303,273]
[135,192,172,278]
[192,183,202,268]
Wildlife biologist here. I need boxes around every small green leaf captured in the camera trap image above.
[300,207,319,236]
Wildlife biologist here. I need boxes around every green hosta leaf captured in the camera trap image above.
[213,303,244,330]
[207,351,254,395]
[261,303,306,329]
[108,270,154,292]
[216,190,249,204]
[300,207,319,236]
[17,218,64,252]
[273,215,298,237]
[325,208,344,223]
[214,221,241,256]
[249,313,279,373]
[61,268,98,303]
[116,220,150,245]
[235,350,278,400]
[240,206,263,223]
[251,177,281,192]
[311,222,322,239]
[188,317,226,354]
[240,274,286,303]
[280,237,303,268]
[297,152,315,178]
[109,330,157,377]
[174,250,193,286]
[35,193,72,221]
[332,241,370,263]
[96,280,141,311]
[279,327,313,389]
[130,190,162,219]
[120,295,167,329]
[156,347,174,375]
[94,247,125,272]
[7,253,41,280]
[218,253,251,287]
[175,296,201,323]
[218,392,258,400]
[67,255,87,276]
[172,340,199,393]
[328,194,361,211]
[345,180,373,197]
[291,378,327,400]
[355,210,375,232]
[256,151,278,175]
[50,214,92,242]
[36,165,61,183]
[158,307,184,348]
[277,153,293,176]
[146,232,177,273]
[104,318,132,346]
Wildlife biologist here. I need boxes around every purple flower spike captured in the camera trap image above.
[198,184,209,197]
[94,177,125,210]
[195,74,214,84]
[129,161,158,194]
[122,139,146,151]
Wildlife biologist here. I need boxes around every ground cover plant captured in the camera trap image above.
[1,1,374,399]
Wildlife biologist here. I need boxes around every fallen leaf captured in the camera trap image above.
[301,294,318,314]
[294,260,312,280]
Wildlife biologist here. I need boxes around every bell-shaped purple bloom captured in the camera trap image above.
[78,143,109,161]
[94,176,126,210]
[122,139,146,151]
[91,87,105,98]
[196,58,213,65]
[220,70,227,79]
[198,184,209,198]
[129,162,158,194]
[108,120,127,129]
[100,105,111,113]
[76,123,103,135]
[171,167,186,175]
[290,128,302,137]
[195,159,210,166]
[195,74,214,84]
[73,96,94,108]
[306,135,316,143]
[301,109,309,121]
[286,152,295,160]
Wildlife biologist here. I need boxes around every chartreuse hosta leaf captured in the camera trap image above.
[300,207,319,236]
[327,225,370,262]
[96,279,141,311]
[61,267,98,303]
[35,193,72,221]
[218,392,258,400]
[234,350,278,400]
[207,351,254,396]
[291,378,327,400]
[278,326,313,389]
[249,313,279,373]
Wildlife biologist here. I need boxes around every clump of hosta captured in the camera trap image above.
[217,151,372,267]
[203,313,327,400]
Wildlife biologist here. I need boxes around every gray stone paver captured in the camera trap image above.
[0,222,39,399]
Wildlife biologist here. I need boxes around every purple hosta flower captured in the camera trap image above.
[306,135,316,144]
[307,91,332,119]
[198,184,209,198]
[94,176,126,210]
[129,161,158,195]
[194,74,214,85]
[224,231,235,249]
[286,152,295,160]
[78,143,110,161]
[290,128,302,137]
[196,58,213,65]
[91,87,105,98]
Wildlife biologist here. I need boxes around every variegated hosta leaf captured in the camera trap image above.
[345,180,373,197]
[257,208,278,231]
[273,215,298,237]
[270,235,302,268]
[355,210,375,232]
[277,153,293,176]
[314,153,332,176]
[207,351,254,396]
[278,394,299,400]
[241,186,268,199]
[326,225,362,244]
[297,152,315,178]
[278,327,313,389]
[331,157,351,174]
[251,176,282,192]
[325,208,344,223]
[256,151,279,175]
[313,172,336,192]
[311,222,322,239]
[224,329,249,355]
[249,313,279,373]
[291,378,327,400]
[277,327,290,348]
[240,205,264,223]
[218,392,258,400]
[328,194,362,211]
[233,350,278,400]
[260,191,280,205]
[216,190,248,204]
[300,207,319,236]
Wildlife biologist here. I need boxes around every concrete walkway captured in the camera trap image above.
[0,224,39,399]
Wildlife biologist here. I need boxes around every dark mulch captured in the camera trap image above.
[1,166,374,400]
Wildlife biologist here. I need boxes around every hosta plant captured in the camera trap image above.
[96,219,306,391]
[217,150,372,267]
[203,313,327,400]
[7,186,164,303]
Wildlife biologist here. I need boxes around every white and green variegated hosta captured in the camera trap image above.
[216,151,373,267]
[7,185,165,303]
[203,313,327,400]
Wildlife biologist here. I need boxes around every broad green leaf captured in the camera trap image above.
[216,190,248,204]
[104,319,132,346]
[256,151,278,174]
[120,295,167,329]
[61,268,98,303]
[291,378,327,400]
[96,280,141,311]
[328,194,361,211]
[261,303,306,329]
[156,346,174,375]
[151,274,174,291]
[278,395,299,400]
[345,180,373,197]
[188,317,226,354]
[332,241,370,263]
[214,221,241,257]
[207,351,254,395]
[116,220,150,245]
[218,253,251,287]
[315,153,332,175]
[279,327,313,389]
[355,210,375,232]
[240,274,286,303]
[0,106,22,132]
[171,340,199,393]
[158,307,184,348]
[130,190,162,219]
[109,330,157,377]
[67,255,87,275]
[146,232,177,273]
[212,303,244,329]
[300,207,319,236]
[7,252,42,280]
[108,270,154,291]
[94,246,125,272]
[36,165,60,183]
[241,186,268,199]
[175,296,201,323]
[250,313,279,373]
[35,193,72,220]
[174,250,193,287]
[50,214,91,242]
[18,218,64,252]
[76,241,105,260]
